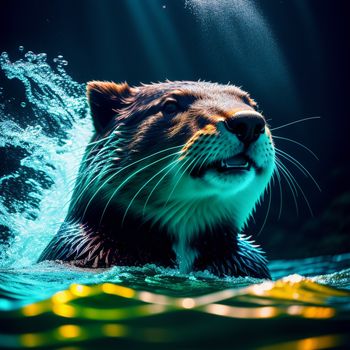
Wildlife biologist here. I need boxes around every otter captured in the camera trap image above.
[38,81,275,279]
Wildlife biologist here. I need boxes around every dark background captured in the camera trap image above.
[1,0,349,259]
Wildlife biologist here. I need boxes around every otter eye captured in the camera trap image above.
[162,100,180,115]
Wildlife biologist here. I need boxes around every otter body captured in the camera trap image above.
[39,81,275,279]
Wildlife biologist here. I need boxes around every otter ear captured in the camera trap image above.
[87,81,133,133]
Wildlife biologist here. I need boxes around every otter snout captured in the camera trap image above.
[225,111,266,146]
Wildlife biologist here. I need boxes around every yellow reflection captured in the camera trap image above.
[103,324,128,337]
[181,298,196,309]
[259,334,344,350]
[57,325,81,339]
[52,290,73,304]
[20,333,42,348]
[78,303,168,321]
[257,307,278,318]
[70,284,91,297]
[203,304,278,318]
[194,289,238,306]
[52,304,76,318]
[101,283,135,298]
[137,291,170,305]
[287,305,335,319]
[22,303,45,317]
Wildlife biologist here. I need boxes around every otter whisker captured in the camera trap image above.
[275,148,321,191]
[257,183,272,236]
[80,136,119,167]
[187,153,207,179]
[66,133,120,164]
[162,150,211,217]
[162,157,196,210]
[68,160,116,206]
[76,124,134,168]
[97,149,184,225]
[79,146,114,167]
[275,158,299,198]
[142,159,183,216]
[72,134,113,153]
[65,136,119,187]
[68,145,112,185]
[64,163,110,209]
[276,158,299,205]
[275,149,308,177]
[197,150,215,173]
[270,116,321,131]
[76,144,185,215]
[276,158,314,216]
[273,135,319,160]
[122,158,181,225]
[67,143,119,203]
[273,166,283,220]
[275,157,299,215]
[163,155,203,209]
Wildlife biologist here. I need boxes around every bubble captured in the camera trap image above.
[25,51,36,62]
[1,52,9,60]
[61,60,68,66]
[36,53,47,62]
[57,55,64,59]
[26,125,42,136]
[19,46,24,52]
[20,102,26,108]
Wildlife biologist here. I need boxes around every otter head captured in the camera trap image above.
[84,81,275,243]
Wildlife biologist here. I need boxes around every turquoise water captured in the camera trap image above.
[1,52,350,349]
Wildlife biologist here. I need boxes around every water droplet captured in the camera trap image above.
[20,102,26,108]
[36,53,47,62]
[19,46,24,52]
[25,51,36,62]
[162,4,166,9]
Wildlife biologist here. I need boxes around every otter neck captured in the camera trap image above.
[69,196,238,273]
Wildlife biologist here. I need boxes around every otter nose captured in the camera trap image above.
[225,111,266,145]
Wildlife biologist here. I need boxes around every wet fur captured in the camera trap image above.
[39,81,274,279]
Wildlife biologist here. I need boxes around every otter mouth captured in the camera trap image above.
[191,153,255,178]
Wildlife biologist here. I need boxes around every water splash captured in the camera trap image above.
[0,51,93,267]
